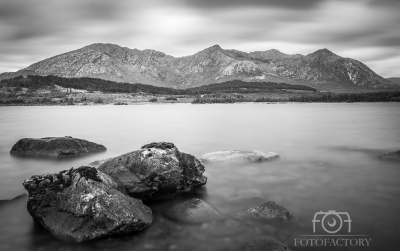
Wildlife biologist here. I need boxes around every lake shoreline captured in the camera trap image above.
[2,101,400,106]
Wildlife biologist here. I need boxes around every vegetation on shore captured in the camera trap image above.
[0,75,399,105]
[192,91,400,104]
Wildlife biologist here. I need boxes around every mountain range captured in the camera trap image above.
[1,43,397,92]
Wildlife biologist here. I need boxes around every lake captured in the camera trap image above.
[0,103,399,251]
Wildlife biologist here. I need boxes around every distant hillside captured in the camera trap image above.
[0,43,396,92]
[0,75,185,95]
[387,77,400,85]
[0,75,316,95]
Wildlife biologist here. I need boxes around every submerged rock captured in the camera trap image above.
[243,236,290,251]
[89,158,113,166]
[379,150,400,160]
[98,142,207,200]
[239,202,296,223]
[233,188,263,200]
[200,150,279,164]
[22,166,152,242]
[0,193,27,207]
[166,198,222,224]
[10,136,106,157]
[201,218,244,237]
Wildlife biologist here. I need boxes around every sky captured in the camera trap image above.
[0,0,399,77]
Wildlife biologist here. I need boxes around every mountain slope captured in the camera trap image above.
[1,43,395,91]
[387,77,400,85]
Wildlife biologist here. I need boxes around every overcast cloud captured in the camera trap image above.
[0,0,399,77]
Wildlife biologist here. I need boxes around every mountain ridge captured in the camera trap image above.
[0,43,396,92]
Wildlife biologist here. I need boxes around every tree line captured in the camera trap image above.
[0,76,316,95]
[192,92,400,104]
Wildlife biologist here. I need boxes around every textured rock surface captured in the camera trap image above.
[98,142,207,200]
[22,166,152,242]
[165,198,222,224]
[1,43,395,91]
[243,236,290,251]
[239,202,296,223]
[200,150,280,164]
[10,136,106,157]
[379,150,400,160]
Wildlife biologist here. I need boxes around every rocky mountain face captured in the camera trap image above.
[1,43,395,91]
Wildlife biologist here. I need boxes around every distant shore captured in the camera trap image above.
[2,85,400,106]
[1,75,400,106]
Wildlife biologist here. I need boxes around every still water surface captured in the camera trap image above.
[0,103,399,251]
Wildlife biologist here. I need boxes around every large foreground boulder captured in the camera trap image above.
[98,142,207,200]
[165,198,222,224]
[11,136,106,157]
[22,166,152,242]
[379,150,400,160]
[243,236,291,251]
[200,150,279,164]
[239,201,296,223]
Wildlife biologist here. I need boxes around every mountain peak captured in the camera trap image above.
[308,48,337,57]
[210,44,222,49]
[195,44,225,56]
[204,44,223,52]
[83,43,123,51]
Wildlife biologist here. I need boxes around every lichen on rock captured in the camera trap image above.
[98,142,207,200]
[239,201,296,223]
[22,166,152,242]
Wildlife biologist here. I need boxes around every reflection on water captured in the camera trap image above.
[0,103,399,250]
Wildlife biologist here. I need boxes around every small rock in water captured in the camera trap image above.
[243,236,290,251]
[10,136,106,157]
[239,201,296,223]
[200,150,279,164]
[98,142,207,200]
[379,150,400,160]
[166,198,222,224]
[22,166,152,242]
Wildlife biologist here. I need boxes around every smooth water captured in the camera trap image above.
[0,103,399,251]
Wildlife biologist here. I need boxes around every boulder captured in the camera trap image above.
[243,236,290,251]
[10,136,106,157]
[165,198,222,224]
[379,150,400,160]
[200,150,279,164]
[239,202,295,223]
[22,166,152,242]
[98,142,207,200]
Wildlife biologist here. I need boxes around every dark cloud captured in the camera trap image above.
[0,0,399,77]
[69,0,128,20]
[370,0,400,7]
[0,2,26,20]
[182,0,325,9]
